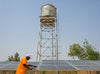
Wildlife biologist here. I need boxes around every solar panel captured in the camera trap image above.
[38,60,76,70]
[0,60,100,70]
[0,62,39,70]
[67,60,100,70]
[38,60,100,70]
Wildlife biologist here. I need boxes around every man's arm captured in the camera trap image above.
[23,64,32,70]
[28,64,37,67]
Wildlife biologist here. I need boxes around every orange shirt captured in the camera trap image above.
[16,57,28,74]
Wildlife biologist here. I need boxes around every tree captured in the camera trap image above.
[68,43,84,59]
[8,52,20,61]
[8,56,11,61]
[68,39,100,60]
[15,52,20,61]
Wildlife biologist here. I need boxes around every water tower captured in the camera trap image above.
[36,4,58,62]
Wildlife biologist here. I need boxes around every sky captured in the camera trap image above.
[0,0,100,62]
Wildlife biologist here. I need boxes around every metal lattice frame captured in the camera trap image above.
[36,16,58,62]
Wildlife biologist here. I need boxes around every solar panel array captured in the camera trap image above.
[38,60,76,70]
[0,62,39,70]
[38,60,100,70]
[0,60,100,70]
[67,60,100,70]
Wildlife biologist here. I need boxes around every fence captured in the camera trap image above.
[0,70,100,74]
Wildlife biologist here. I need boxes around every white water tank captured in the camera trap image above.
[41,4,56,17]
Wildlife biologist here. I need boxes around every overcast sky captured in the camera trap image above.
[0,0,100,61]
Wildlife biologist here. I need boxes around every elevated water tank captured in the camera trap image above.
[41,4,56,17]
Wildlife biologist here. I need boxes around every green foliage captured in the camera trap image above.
[11,55,14,60]
[8,56,11,61]
[68,39,100,60]
[8,52,20,61]
[15,52,20,61]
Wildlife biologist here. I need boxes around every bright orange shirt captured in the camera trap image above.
[16,57,28,74]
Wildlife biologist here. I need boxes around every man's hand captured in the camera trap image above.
[28,68,32,70]
[28,64,37,68]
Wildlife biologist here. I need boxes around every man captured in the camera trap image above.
[16,55,37,74]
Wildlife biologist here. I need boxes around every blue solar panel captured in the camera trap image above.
[38,60,100,70]
[0,62,39,70]
[0,60,100,70]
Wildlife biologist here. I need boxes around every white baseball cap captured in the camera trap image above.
[26,54,31,58]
